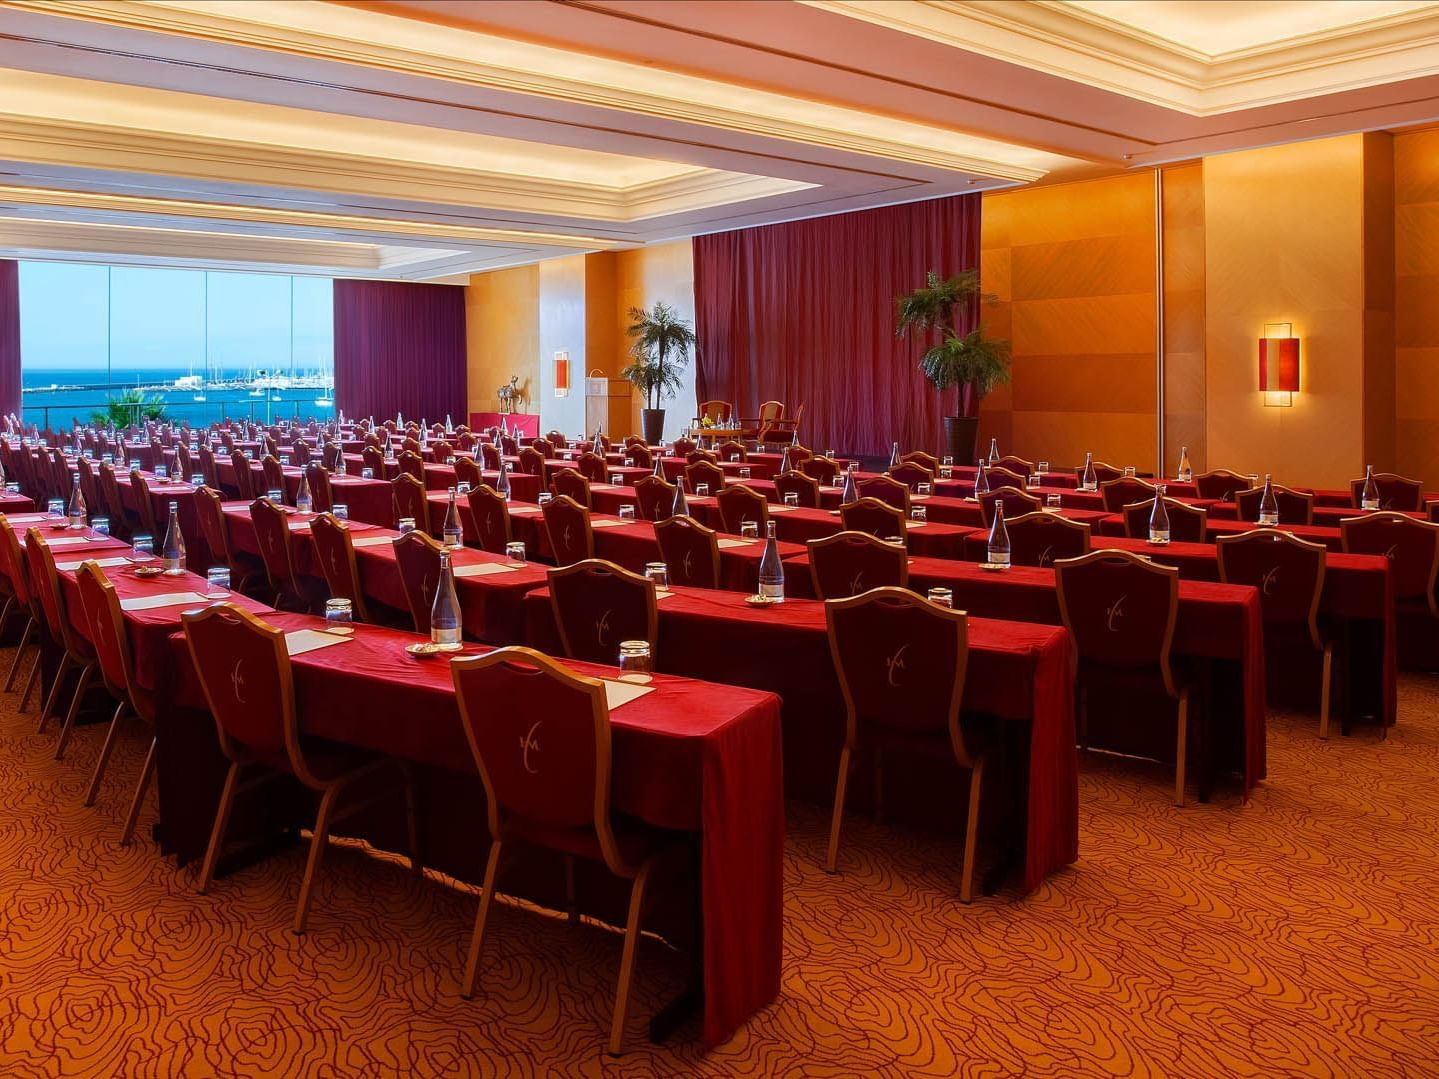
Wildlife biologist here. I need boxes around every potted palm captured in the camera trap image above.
[896,269,1011,462]
[622,301,695,444]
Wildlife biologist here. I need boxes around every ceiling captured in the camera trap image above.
[0,0,1436,281]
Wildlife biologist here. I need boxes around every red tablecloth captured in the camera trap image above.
[0,492,35,514]
[524,586,1079,894]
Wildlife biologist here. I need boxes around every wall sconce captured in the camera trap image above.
[553,350,570,398]
[1259,323,1299,407]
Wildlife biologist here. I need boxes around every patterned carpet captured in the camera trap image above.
[2,643,1438,1077]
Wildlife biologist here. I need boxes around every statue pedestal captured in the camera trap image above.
[470,411,539,438]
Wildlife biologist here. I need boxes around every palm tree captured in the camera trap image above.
[621,302,696,442]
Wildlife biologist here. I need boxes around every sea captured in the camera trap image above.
[21,367,337,430]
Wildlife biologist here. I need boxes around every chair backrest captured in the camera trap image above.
[75,560,139,703]
[785,445,815,467]
[808,531,908,600]
[98,462,128,526]
[466,485,512,554]
[391,528,445,634]
[984,465,1027,493]
[361,445,385,476]
[551,468,592,509]
[856,475,910,513]
[994,455,1033,478]
[543,494,594,566]
[801,456,841,484]
[392,473,428,532]
[194,485,237,566]
[1340,511,1439,613]
[1349,472,1423,512]
[979,487,1041,526]
[0,518,30,606]
[128,471,161,538]
[1054,550,1180,694]
[1216,528,1325,645]
[684,460,725,494]
[292,440,312,466]
[716,484,770,534]
[1233,483,1313,525]
[575,451,608,483]
[899,450,940,472]
[397,450,425,482]
[634,475,677,521]
[499,435,519,456]
[546,430,568,449]
[758,400,784,424]
[310,513,371,623]
[826,587,973,755]
[623,443,653,468]
[1003,510,1091,567]
[306,464,334,513]
[402,436,423,456]
[698,400,731,423]
[840,497,906,540]
[1194,468,1251,501]
[1100,476,1158,513]
[530,437,554,459]
[888,462,933,490]
[518,446,546,478]
[199,445,220,489]
[653,515,721,588]
[1076,461,1125,485]
[261,455,285,499]
[250,497,299,593]
[454,456,483,489]
[716,440,747,463]
[548,559,657,665]
[22,528,68,644]
[230,449,256,500]
[1121,497,1208,543]
[456,431,476,452]
[671,436,696,457]
[480,442,502,471]
[774,469,820,508]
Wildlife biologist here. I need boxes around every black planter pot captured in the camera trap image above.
[942,415,979,464]
[641,408,666,445]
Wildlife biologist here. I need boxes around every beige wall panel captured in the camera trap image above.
[1011,234,1155,300]
[464,264,538,419]
[1006,173,1155,247]
[1396,204,1439,277]
[1395,275,1439,348]
[980,247,1011,303]
[1394,128,1439,206]
[1012,294,1155,356]
[1009,353,1157,413]
[1010,410,1156,471]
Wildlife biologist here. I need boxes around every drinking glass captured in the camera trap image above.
[917,483,932,496]
[927,587,954,608]
[617,640,653,684]
[155,465,168,479]
[826,450,836,460]
[911,506,927,522]
[46,498,64,517]
[609,473,623,485]
[325,598,353,625]
[333,504,349,520]
[832,475,844,487]
[942,456,954,466]
[739,467,752,479]
[91,516,110,536]
[280,455,291,466]
[1037,460,1049,474]
[1124,466,1137,478]
[398,517,416,535]
[1248,474,1259,488]
[206,566,231,595]
[132,535,154,561]
[266,489,283,503]
[243,450,253,459]
[457,481,471,495]
[644,562,669,589]
[447,456,457,466]
[696,484,710,497]
[783,492,799,506]
[2,483,16,495]
[1046,494,1062,511]
[538,491,553,505]
[505,541,526,566]
[361,468,374,480]
[101,454,113,465]
[128,459,141,471]
[740,520,759,539]
[618,504,636,520]
[191,474,205,487]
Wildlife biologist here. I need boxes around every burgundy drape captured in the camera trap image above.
[0,260,20,418]
[693,194,980,458]
[334,280,466,423]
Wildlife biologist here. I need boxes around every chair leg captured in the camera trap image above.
[18,647,41,712]
[460,840,504,999]
[120,737,157,845]
[1319,643,1334,740]
[825,744,853,874]
[960,754,987,904]
[5,615,34,691]
[564,854,579,925]
[1077,687,1089,752]
[83,700,128,806]
[36,653,71,734]
[402,771,423,879]
[873,747,884,826]
[197,761,242,895]
[53,663,95,761]
[1174,692,1189,808]
[608,860,654,1057]
[293,783,343,936]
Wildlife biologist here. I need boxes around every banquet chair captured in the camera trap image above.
[855,476,911,514]
[1341,512,1439,621]
[518,447,547,483]
[543,495,594,567]
[654,515,720,588]
[552,468,592,509]
[801,456,841,485]
[453,456,483,490]
[126,471,163,548]
[1216,529,1333,737]
[402,437,423,457]
[576,452,608,484]
[995,455,1034,480]
[177,442,199,480]
[1076,461,1125,486]
[1234,483,1314,525]
[456,432,476,452]
[1054,550,1191,805]
[686,449,719,466]
[230,449,257,501]
[623,443,653,469]
[1004,511,1091,567]
[199,445,221,491]
[250,497,309,611]
[759,403,802,446]
[716,484,770,534]
[397,451,425,484]
[695,400,732,426]
[716,440,747,463]
[499,435,519,457]
[360,445,385,476]
[292,440,312,467]
[979,487,1041,526]
[546,431,568,449]
[392,474,429,534]
[74,562,159,841]
[77,456,104,517]
[431,440,455,462]
[623,436,645,449]
[24,529,98,761]
[310,513,374,624]
[1121,498,1208,543]
[825,587,993,900]
[451,646,681,1054]
[194,486,263,594]
[841,497,907,540]
[261,455,285,499]
[480,443,502,471]
[1100,477,1158,513]
[0,520,40,700]
[783,445,815,468]
[392,529,448,635]
[97,463,131,539]
[1428,502,1439,524]
[182,603,419,934]
[467,486,512,555]
[530,438,555,459]
[984,466,1028,493]
[684,460,725,495]
[900,451,940,473]
[634,475,676,522]
[1194,469,1252,502]
[548,559,658,666]
[774,469,821,508]
[305,464,334,514]
[808,532,908,600]
[1348,472,1423,512]
[888,462,934,491]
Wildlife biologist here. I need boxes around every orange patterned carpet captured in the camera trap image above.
[2,645,1438,1077]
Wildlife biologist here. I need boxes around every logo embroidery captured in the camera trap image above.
[849,570,865,595]
[682,550,694,580]
[230,659,247,703]
[595,608,612,646]
[885,643,910,687]
[1105,594,1127,632]
[1260,566,1280,596]
[519,721,541,774]
[1039,545,1055,567]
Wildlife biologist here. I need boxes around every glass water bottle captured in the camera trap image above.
[974,461,989,497]
[988,437,1000,465]
[887,441,900,470]
[987,501,1011,568]
[840,464,858,505]
[430,550,463,650]
[295,469,313,514]
[1259,474,1280,525]
[1081,452,1097,492]
[67,472,86,530]
[1361,465,1380,511]
[161,501,186,575]
[757,519,785,601]
[443,487,463,549]
[672,477,690,518]
[496,460,511,501]
[1177,446,1193,483]
[1149,486,1171,544]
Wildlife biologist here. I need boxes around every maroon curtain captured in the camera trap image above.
[333,280,466,423]
[693,194,980,458]
[0,260,20,418]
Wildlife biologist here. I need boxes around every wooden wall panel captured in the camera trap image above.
[1363,133,1396,473]
[464,264,538,419]
[1395,128,1439,487]
[1162,163,1206,475]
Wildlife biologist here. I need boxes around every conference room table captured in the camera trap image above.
[0,491,35,514]
[523,583,1079,895]
[190,453,397,527]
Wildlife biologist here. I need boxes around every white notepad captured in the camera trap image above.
[57,556,131,571]
[120,591,207,612]
[509,506,541,516]
[351,535,393,548]
[285,629,353,656]
[591,519,629,528]
[907,521,928,528]
[455,562,517,578]
[603,678,656,710]
[5,514,49,524]
[716,537,754,549]
[27,536,96,547]
[768,504,797,512]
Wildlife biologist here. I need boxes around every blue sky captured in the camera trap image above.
[19,262,333,372]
